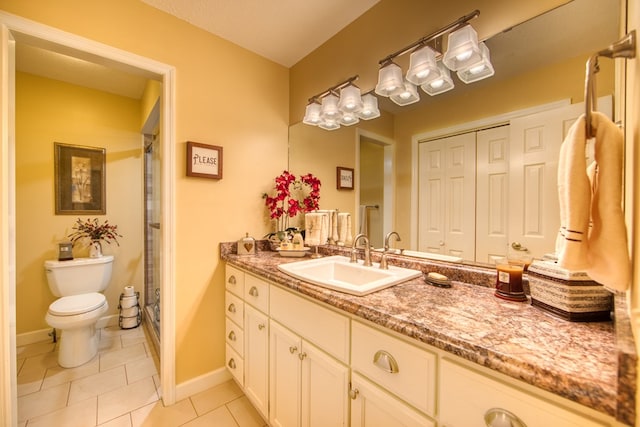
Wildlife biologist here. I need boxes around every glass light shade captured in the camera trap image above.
[302,102,322,125]
[421,62,455,96]
[375,62,404,97]
[357,93,381,120]
[457,42,495,83]
[339,112,360,126]
[318,118,340,131]
[390,81,420,106]
[442,25,482,71]
[320,93,343,120]
[338,84,363,113]
[406,46,440,85]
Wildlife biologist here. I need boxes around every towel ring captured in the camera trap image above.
[584,31,636,139]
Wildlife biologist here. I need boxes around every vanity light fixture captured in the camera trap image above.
[390,80,420,106]
[302,100,322,125]
[320,92,343,121]
[337,83,364,113]
[421,62,455,95]
[456,42,495,83]
[357,92,381,120]
[406,45,440,86]
[442,24,483,71]
[374,60,404,97]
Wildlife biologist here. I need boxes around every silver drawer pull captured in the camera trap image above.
[227,303,236,313]
[484,408,527,427]
[228,358,236,369]
[249,286,259,297]
[228,275,237,285]
[228,331,236,341]
[373,350,399,373]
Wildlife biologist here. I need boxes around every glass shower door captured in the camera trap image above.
[144,133,161,338]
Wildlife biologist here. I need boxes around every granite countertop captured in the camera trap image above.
[221,243,637,425]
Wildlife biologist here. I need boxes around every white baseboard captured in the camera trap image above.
[17,314,120,347]
[175,367,232,402]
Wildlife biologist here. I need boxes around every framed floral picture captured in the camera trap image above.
[336,166,354,190]
[54,142,106,215]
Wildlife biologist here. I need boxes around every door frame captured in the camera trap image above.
[0,12,177,425]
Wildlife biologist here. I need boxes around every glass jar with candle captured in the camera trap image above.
[494,257,527,302]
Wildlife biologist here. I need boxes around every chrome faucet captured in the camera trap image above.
[380,231,401,270]
[351,233,372,266]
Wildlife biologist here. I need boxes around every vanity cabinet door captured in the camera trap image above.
[244,305,269,420]
[270,320,349,427]
[350,373,435,427]
[270,321,302,427]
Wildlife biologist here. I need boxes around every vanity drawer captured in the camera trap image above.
[270,285,350,363]
[225,291,244,327]
[226,343,244,386]
[244,274,269,313]
[225,317,244,356]
[351,321,436,417]
[439,358,607,427]
[225,265,245,297]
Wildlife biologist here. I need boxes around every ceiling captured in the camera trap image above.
[140,0,381,68]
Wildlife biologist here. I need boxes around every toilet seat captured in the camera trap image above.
[49,292,106,316]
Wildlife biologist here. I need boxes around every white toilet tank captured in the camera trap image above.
[44,255,114,297]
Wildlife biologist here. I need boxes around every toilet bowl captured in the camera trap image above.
[44,256,113,368]
[45,293,109,367]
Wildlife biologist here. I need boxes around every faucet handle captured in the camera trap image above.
[350,248,359,263]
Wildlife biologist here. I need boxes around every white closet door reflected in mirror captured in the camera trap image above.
[417,96,612,264]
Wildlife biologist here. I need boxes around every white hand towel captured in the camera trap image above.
[338,213,350,243]
[319,212,330,244]
[358,205,368,235]
[557,115,591,270]
[584,112,629,291]
[346,214,353,245]
[305,213,322,246]
[557,112,630,291]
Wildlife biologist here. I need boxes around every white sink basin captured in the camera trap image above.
[277,255,422,296]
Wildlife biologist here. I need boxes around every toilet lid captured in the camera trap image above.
[49,293,106,316]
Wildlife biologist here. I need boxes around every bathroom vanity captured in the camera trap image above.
[221,243,636,426]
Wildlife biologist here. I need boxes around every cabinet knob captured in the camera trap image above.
[349,387,359,400]
[228,275,236,285]
[228,358,236,369]
[249,286,259,297]
[298,352,307,361]
[228,331,236,341]
[227,303,236,313]
[484,408,527,427]
[258,323,266,330]
[373,350,399,374]
[289,346,298,354]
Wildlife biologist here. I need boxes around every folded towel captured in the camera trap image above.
[305,213,322,246]
[557,112,630,291]
[585,112,629,291]
[338,213,350,244]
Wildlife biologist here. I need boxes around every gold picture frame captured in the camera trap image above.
[54,142,106,215]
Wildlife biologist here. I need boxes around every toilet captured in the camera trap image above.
[44,255,113,368]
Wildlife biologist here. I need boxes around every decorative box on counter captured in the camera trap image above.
[527,260,613,322]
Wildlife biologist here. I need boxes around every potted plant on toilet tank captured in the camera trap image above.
[67,217,122,258]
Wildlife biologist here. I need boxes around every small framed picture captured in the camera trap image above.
[336,166,354,190]
[186,141,223,179]
[54,142,106,215]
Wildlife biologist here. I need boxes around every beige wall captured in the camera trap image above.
[15,72,144,333]
[289,0,570,123]
[2,0,289,384]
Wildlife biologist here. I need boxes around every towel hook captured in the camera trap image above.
[585,31,636,139]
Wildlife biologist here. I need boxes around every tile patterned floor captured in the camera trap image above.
[16,325,267,427]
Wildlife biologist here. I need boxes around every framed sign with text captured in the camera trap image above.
[186,141,223,179]
[336,166,354,190]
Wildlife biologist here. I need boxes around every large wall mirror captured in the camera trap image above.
[288,0,621,264]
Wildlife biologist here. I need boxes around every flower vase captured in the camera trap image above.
[89,240,103,258]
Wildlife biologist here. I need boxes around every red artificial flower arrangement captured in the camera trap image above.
[67,217,122,246]
[263,170,321,231]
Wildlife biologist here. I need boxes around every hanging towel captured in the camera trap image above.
[338,213,350,244]
[358,205,368,235]
[556,115,591,270]
[557,112,630,292]
[585,112,629,291]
